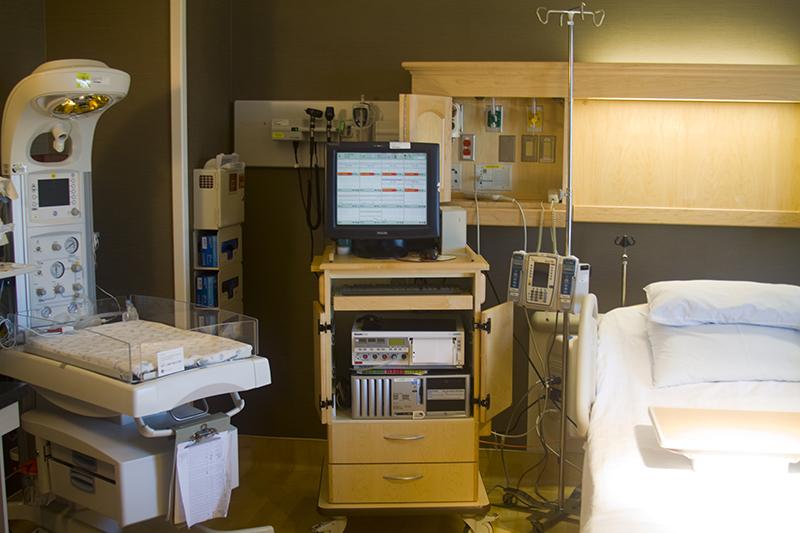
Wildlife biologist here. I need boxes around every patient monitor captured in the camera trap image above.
[1,59,130,321]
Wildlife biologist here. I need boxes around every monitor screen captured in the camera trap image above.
[38,178,70,207]
[326,142,440,241]
[335,152,427,226]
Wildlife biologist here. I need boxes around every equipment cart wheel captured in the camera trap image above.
[462,512,498,533]
[311,517,348,533]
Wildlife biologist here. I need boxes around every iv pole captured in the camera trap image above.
[530,4,604,532]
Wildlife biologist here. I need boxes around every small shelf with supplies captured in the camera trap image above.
[191,154,245,315]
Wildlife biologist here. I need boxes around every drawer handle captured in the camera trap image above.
[383,434,425,441]
[70,469,96,493]
[382,474,423,481]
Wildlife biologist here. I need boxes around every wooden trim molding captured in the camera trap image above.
[402,61,800,102]
[574,205,800,228]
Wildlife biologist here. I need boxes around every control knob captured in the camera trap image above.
[71,208,80,216]
[36,288,46,297]
[51,242,62,251]
[54,285,65,295]
[71,263,83,272]
[73,283,83,292]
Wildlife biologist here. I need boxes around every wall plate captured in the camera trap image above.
[521,135,539,162]
[475,164,513,191]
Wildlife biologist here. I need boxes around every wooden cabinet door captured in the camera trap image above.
[399,94,453,203]
[313,301,332,424]
[478,301,514,423]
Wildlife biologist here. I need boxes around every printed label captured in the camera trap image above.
[157,346,185,377]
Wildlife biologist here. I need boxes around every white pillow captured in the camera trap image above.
[644,280,800,329]
[648,320,800,387]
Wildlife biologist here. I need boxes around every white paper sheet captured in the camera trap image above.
[174,430,237,527]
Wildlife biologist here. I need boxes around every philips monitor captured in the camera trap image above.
[326,142,440,254]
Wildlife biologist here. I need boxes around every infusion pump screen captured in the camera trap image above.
[38,178,70,207]
[532,262,551,287]
[335,152,427,225]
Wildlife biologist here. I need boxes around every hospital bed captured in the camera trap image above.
[570,282,800,533]
[0,295,271,530]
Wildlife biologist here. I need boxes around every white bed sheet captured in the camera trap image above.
[582,305,800,533]
[25,319,253,382]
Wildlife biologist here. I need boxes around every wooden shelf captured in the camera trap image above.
[574,205,800,228]
[447,199,566,228]
[333,294,473,311]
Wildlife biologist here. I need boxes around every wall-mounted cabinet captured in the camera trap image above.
[401,61,800,228]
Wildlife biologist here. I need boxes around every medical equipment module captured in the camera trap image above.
[351,373,470,419]
[1,60,130,321]
[507,251,582,312]
[351,315,464,368]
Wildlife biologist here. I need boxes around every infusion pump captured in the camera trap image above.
[507,251,586,312]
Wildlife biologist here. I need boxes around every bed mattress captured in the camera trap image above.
[24,319,253,382]
[582,305,800,533]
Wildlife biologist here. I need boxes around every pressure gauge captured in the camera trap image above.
[64,237,79,254]
[67,302,78,314]
[50,261,65,279]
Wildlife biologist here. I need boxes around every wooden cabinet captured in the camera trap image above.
[399,94,453,203]
[401,61,800,229]
[311,246,510,521]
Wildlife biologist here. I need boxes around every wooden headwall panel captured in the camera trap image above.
[452,97,564,202]
[573,100,800,227]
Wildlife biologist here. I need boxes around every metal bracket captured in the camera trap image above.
[474,318,492,333]
[474,394,491,408]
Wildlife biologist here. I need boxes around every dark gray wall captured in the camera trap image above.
[226,0,800,438]
[43,0,174,298]
[188,0,233,171]
[0,2,45,129]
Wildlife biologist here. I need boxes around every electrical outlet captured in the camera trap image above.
[547,189,562,203]
[451,164,462,191]
[459,133,476,161]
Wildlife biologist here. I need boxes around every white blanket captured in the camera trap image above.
[25,319,253,382]
[583,305,800,533]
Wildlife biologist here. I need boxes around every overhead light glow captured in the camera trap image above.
[50,94,111,117]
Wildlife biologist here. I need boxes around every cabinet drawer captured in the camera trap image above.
[329,417,476,464]
[329,462,477,504]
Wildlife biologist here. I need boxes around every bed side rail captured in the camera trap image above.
[567,293,599,439]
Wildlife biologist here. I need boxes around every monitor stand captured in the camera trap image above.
[351,239,408,259]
